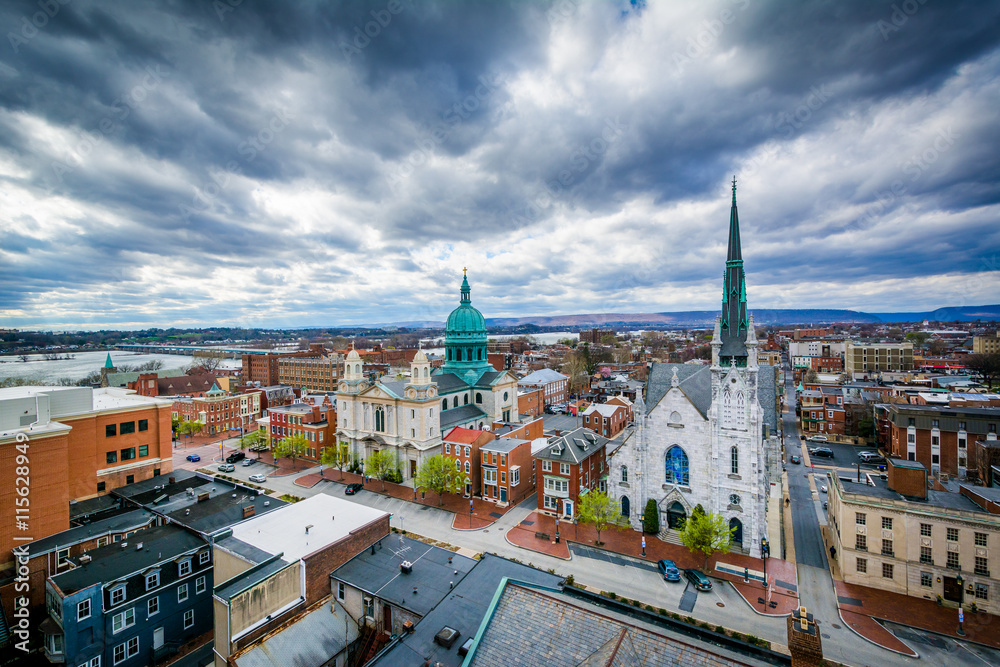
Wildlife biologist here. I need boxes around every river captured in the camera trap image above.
[0,350,240,384]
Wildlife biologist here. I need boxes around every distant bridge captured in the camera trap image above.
[113,344,275,359]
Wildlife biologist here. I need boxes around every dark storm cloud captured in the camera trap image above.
[0,0,998,329]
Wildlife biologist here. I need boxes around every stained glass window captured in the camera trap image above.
[665,446,689,486]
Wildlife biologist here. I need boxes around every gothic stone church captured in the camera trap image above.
[610,182,781,558]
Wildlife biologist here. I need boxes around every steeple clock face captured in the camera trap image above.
[339,381,348,392]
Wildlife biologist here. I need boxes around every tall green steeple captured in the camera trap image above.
[720,177,749,365]
[104,353,115,369]
[440,268,492,382]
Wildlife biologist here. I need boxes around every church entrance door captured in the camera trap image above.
[729,518,743,546]
[667,502,686,529]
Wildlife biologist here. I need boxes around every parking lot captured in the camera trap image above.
[797,437,885,473]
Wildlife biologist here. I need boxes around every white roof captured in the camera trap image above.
[519,369,568,385]
[583,404,623,418]
[229,494,388,562]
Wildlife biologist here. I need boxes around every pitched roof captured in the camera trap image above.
[645,363,712,417]
[519,368,569,385]
[443,427,493,445]
[440,404,488,430]
[536,427,608,464]
[433,371,471,393]
[158,373,219,396]
[583,404,626,418]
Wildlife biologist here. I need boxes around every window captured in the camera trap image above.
[855,535,867,551]
[115,637,138,664]
[881,539,893,557]
[931,436,940,447]
[337,582,345,600]
[196,576,206,594]
[730,447,739,475]
[500,454,506,466]
[138,445,148,457]
[947,552,960,569]
[145,571,159,590]
[199,550,210,565]
[455,459,461,471]
[120,421,135,435]
[976,583,989,600]
[560,462,569,475]
[120,447,135,461]
[907,418,915,426]
[920,546,932,564]
[77,599,91,621]
[106,424,116,437]
[664,446,690,486]
[920,523,931,537]
[544,478,569,494]
[111,608,134,633]
[178,583,189,602]
[921,572,933,587]
[464,446,470,457]
[178,559,192,577]
[512,468,520,486]
[543,495,559,510]
[476,392,483,404]
[976,532,988,547]
[374,406,385,432]
[729,494,741,506]
[932,454,940,465]
[882,563,894,579]
[621,466,628,483]
[97,481,106,492]
[364,597,374,619]
[959,421,967,431]
[947,527,959,542]
[138,419,148,431]
[126,474,134,484]
[932,419,939,428]
[976,556,989,576]
[856,513,866,526]
[542,460,552,472]
[445,443,451,454]
[184,609,194,629]
[147,596,158,616]
[97,536,109,547]
[882,517,892,531]
[110,585,126,606]
[907,433,915,443]
[106,451,118,464]
[856,557,867,573]
[464,461,470,474]
[500,472,506,484]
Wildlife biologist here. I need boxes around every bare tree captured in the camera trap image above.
[966,353,1000,390]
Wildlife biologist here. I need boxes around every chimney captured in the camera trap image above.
[787,607,823,667]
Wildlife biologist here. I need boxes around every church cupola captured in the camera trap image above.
[440,269,492,382]
[409,349,431,386]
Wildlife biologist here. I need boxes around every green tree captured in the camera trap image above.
[274,434,308,470]
[321,443,349,479]
[577,490,626,545]
[643,498,660,534]
[177,419,204,438]
[415,454,463,506]
[366,450,395,491]
[679,509,735,569]
[239,429,269,458]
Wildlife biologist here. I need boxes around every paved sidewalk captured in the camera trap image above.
[835,579,1000,652]
[506,511,798,616]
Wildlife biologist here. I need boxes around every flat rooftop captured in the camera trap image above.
[229,494,388,562]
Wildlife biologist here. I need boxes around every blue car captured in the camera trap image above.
[186,454,200,462]
[657,559,681,582]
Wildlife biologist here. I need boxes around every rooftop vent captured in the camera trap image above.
[135,543,143,551]
[458,637,474,657]
[79,554,92,564]
[434,626,460,649]
[400,560,413,574]
[121,542,128,549]
[305,524,314,534]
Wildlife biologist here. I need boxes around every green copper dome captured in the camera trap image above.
[440,270,492,381]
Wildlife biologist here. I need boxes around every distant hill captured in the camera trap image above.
[362,305,1000,330]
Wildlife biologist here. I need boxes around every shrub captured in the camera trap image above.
[670,612,681,620]
[747,635,762,646]
[631,599,642,607]
[685,616,696,625]
[643,498,660,534]
[730,631,743,641]
[564,574,575,587]
[658,608,668,616]
[714,625,726,634]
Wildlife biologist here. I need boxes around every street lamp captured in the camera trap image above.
[555,517,560,544]
[469,498,474,528]
[761,537,770,610]
[957,573,966,635]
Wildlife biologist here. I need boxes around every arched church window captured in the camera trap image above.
[464,395,469,405]
[735,391,745,428]
[621,465,628,483]
[723,388,733,427]
[374,406,385,433]
[664,446,689,486]
[423,367,429,378]
[475,392,483,404]
[731,446,739,475]
[442,399,447,411]
[453,397,459,409]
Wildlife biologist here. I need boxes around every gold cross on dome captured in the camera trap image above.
[463,267,467,276]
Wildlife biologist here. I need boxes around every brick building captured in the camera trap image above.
[443,427,496,497]
[241,348,323,386]
[172,387,261,436]
[885,403,1000,479]
[517,386,544,417]
[277,353,343,392]
[845,341,914,377]
[480,437,534,506]
[130,372,220,397]
[534,427,609,520]
[581,401,632,439]
[518,368,569,407]
[578,328,616,344]
[267,394,337,460]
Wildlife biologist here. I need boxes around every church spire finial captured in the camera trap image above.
[463,266,467,276]
[732,175,737,205]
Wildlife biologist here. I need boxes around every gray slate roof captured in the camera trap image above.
[330,535,476,616]
[26,509,156,557]
[536,427,607,464]
[646,363,712,417]
[440,404,488,430]
[433,371,471,393]
[234,599,358,667]
[371,554,562,667]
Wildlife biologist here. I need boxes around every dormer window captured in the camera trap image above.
[145,570,160,590]
[110,584,126,606]
[178,558,192,577]
[199,550,210,565]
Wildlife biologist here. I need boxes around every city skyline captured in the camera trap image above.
[2,1,999,330]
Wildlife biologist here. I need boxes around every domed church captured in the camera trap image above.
[336,270,519,482]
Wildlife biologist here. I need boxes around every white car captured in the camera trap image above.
[218,463,235,472]
[249,473,267,483]
[806,435,829,443]
[820,484,828,493]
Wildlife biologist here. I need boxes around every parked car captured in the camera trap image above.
[218,463,235,472]
[820,484,828,493]
[685,569,713,591]
[790,455,801,464]
[186,454,201,462]
[248,473,267,483]
[823,500,829,510]
[242,458,256,466]
[806,435,829,443]
[345,483,364,495]
[858,452,884,464]
[226,451,246,463]
[800,435,806,441]
[657,559,681,582]
[810,447,834,458]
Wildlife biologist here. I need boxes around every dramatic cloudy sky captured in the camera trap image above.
[1,0,999,330]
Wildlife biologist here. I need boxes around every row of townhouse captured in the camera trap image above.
[172,386,262,436]
[441,418,544,506]
[265,393,337,460]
